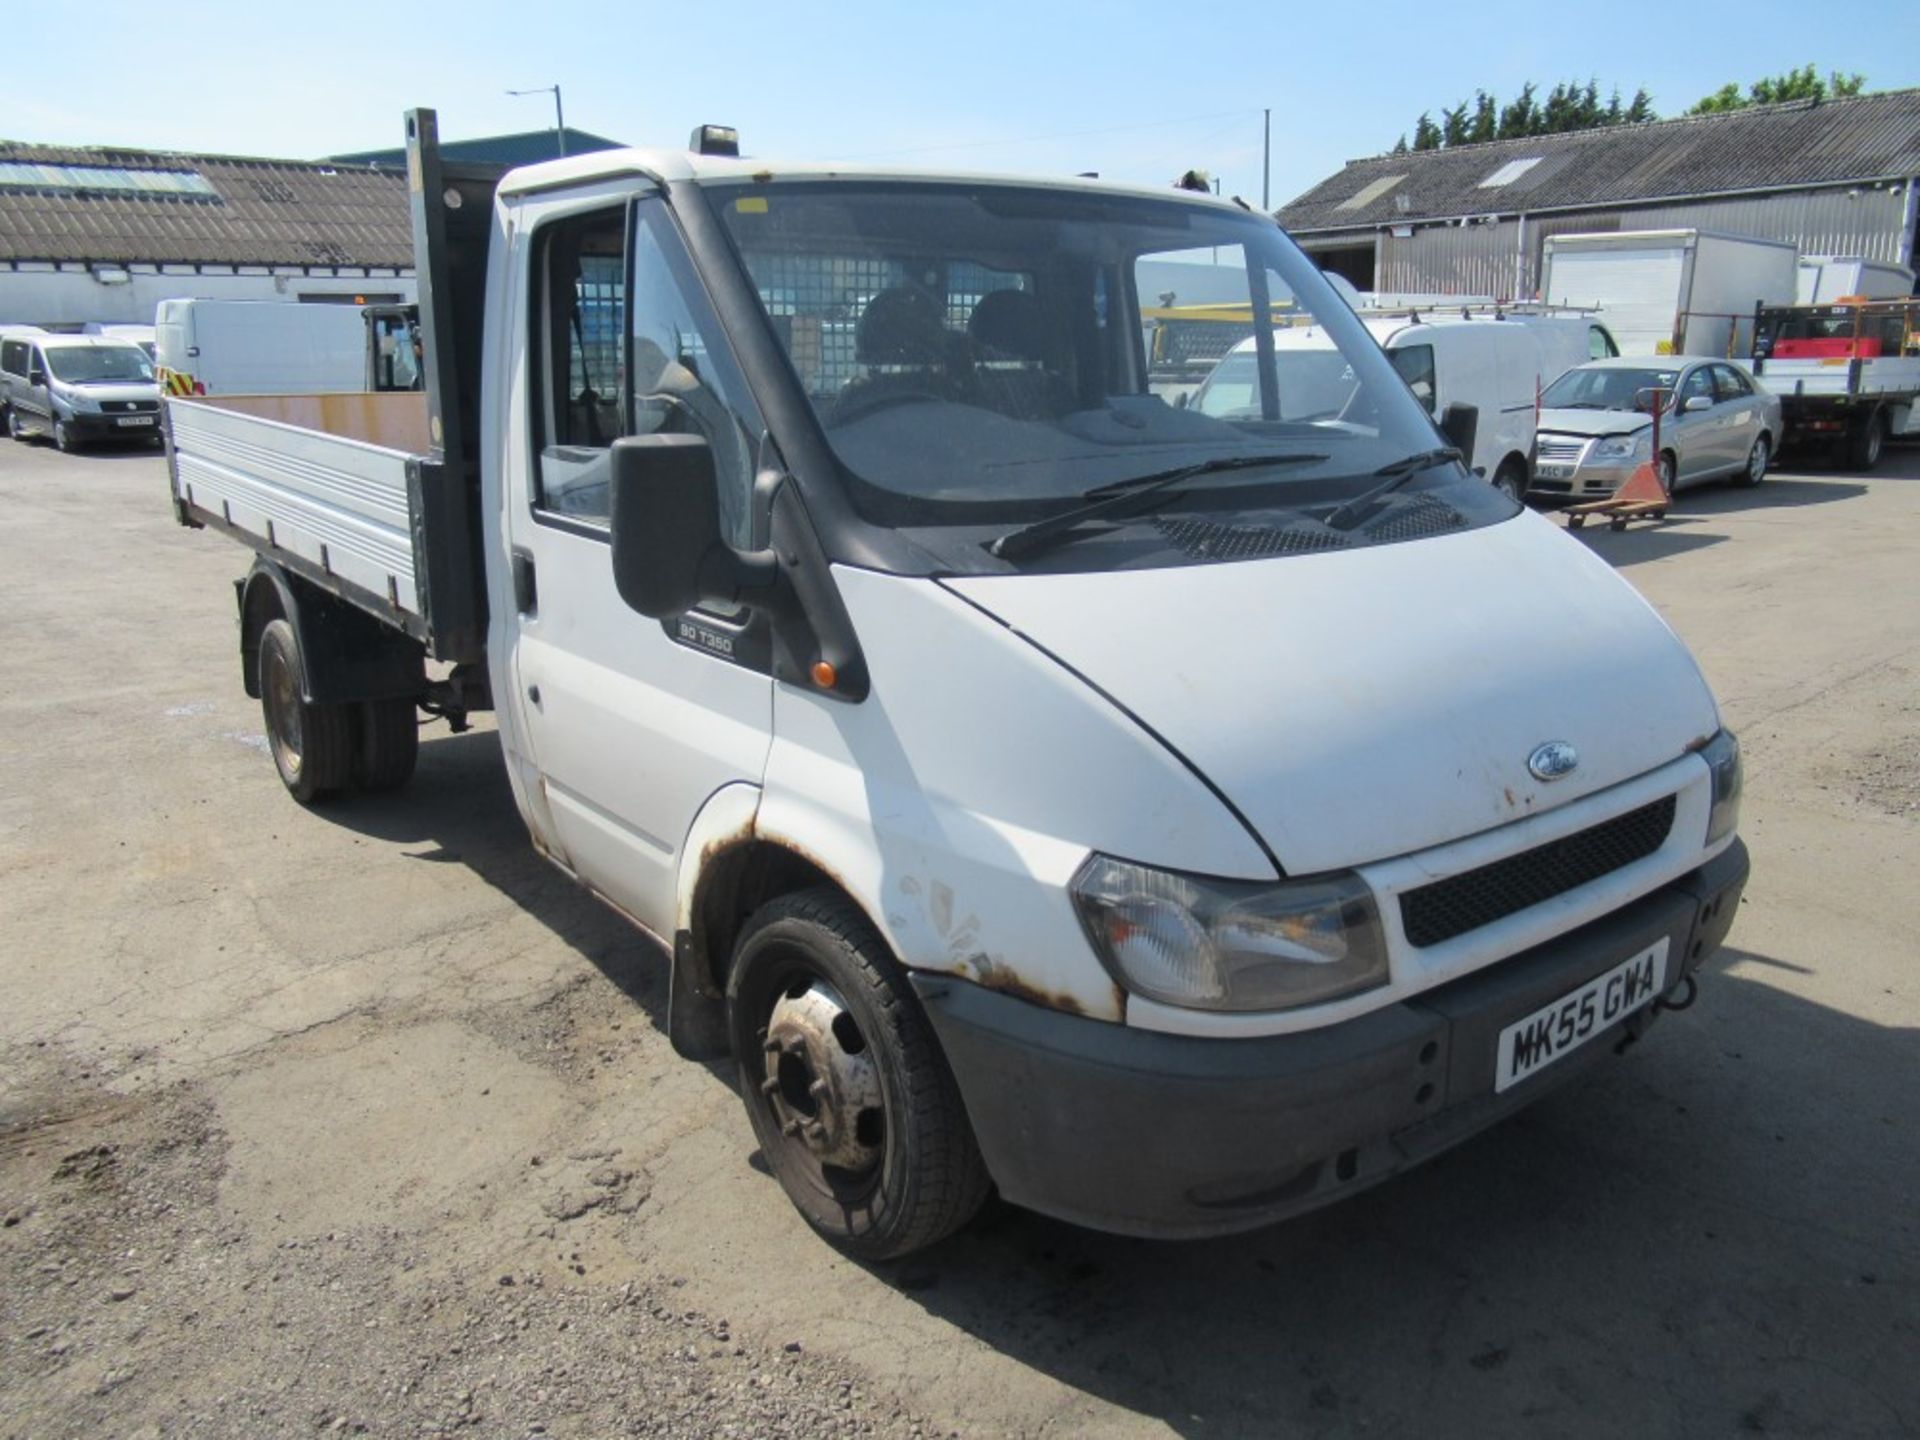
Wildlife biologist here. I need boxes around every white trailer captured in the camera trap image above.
[154,299,372,396]
[1795,256,1916,304]
[1541,230,1798,358]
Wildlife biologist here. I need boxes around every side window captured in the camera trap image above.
[533,206,628,520]
[529,199,764,547]
[0,339,22,376]
[1713,364,1752,400]
[628,199,764,549]
[1388,344,1436,415]
[1680,367,1714,407]
[1588,325,1617,360]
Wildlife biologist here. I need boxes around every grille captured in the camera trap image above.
[1399,794,1677,948]
[104,399,159,414]
[1534,435,1589,465]
[1364,494,1465,543]
[1154,516,1349,560]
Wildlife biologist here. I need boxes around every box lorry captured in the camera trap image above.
[1541,230,1797,359]
[166,110,1749,1258]
[155,298,373,396]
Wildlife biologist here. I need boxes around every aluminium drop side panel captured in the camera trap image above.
[166,397,425,622]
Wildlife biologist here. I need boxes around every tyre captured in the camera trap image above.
[1845,410,1886,472]
[1491,460,1528,505]
[727,889,990,1260]
[1657,452,1677,494]
[1735,434,1769,488]
[353,697,419,792]
[52,420,74,453]
[3,408,20,442]
[258,618,353,804]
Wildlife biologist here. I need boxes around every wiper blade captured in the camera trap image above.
[986,452,1327,562]
[1323,447,1463,532]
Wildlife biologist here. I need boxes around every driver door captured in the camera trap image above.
[503,194,774,940]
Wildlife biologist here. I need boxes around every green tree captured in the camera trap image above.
[1688,66,1868,114]
[1391,133,1410,155]
[1498,83,1539,140]
[1468,91,1498,144]
[1624,88,1656,123]
[1412,112,1443,151]
[1441,103,1470,147]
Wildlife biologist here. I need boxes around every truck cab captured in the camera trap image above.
[168,113,1749,1258]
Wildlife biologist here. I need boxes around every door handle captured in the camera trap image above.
[511,547,537,614]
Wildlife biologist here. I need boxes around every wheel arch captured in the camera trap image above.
[235,558,425,705]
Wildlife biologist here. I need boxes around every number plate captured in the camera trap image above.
[1535,464,1573,479]
[1494,939,1669,1093]
[115,416,155,427]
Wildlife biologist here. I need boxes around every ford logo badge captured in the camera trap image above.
[1528,741,1579,782]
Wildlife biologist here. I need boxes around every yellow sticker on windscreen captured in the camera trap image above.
[735,197,769,214]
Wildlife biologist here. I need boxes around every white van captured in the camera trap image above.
[83,322,158,360]
[168,112,1749,1257]
[154,299,368,396]
[1193,314,1614,501]
[1,332,162,450]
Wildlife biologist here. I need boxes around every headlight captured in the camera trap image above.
[1070,855,1388,1012]
[66,391,100,412]
[1592,430,1648,462]
[1702,730,1742,845]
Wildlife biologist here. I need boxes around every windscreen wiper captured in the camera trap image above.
[1323,447,1463,532]
[986,452,1327,562]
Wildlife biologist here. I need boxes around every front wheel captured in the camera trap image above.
[2,408,20,442]
[1491,460,1528,505]
[259,618,353,804]
[52,420,74,453]
[1656,452,1677,494]
[727,890,990,1260]
[1735,435,1769,488]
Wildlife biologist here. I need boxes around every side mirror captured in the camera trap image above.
[1683,394,1713,413]
[28,367,45,386]
[1438,402,1478,459]
[1173,391,1190,410]
[609,434,775,619]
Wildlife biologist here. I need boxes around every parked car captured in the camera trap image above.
[0,333,163,451]
[1193,313,1613,502]
[1530,357,1782,497]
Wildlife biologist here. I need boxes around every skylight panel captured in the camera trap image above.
[1479,157,1543,188]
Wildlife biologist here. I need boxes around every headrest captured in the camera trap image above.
[856,286,948,367]
[968,289,1046,362]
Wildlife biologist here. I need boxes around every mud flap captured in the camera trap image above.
[669,930,731,1060]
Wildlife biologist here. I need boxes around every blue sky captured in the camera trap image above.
[9,0,1919,204]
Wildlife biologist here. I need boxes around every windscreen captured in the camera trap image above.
[1542,366,1680,412]
[45,345,154,384]
[710,182,1440,526]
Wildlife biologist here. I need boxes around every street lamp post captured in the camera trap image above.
[507,84,567,159]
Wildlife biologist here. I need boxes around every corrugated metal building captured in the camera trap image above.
[1277,89,1920,301]
[0,128,622,326]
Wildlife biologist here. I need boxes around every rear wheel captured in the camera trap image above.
[1735,434,1769,488]
[259,618,353,804]
[727,889,990,1259]
[1846,409,1886,472]
[353,698,419,792]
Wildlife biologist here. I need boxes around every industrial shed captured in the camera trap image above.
[0,128,622,327]
[1278,89,1920,301]
[0,143,420,326]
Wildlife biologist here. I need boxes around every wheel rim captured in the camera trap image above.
[1659,456,1675,490]
[756,974,885,1187]
[1749,440,1767,481]
[54,423,67,449]
[263,645,304,779]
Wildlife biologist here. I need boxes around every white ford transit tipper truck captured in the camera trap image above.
[166,112,1749,1259]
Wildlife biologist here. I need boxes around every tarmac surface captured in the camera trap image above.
[1,435,1915,1438]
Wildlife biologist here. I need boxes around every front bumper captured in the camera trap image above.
[1530,458,1638,498]
[65,409,162,441]
[915,840,1748,1239]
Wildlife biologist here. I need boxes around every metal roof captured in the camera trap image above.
[1279,89,1920,233]
[0,142,412,268]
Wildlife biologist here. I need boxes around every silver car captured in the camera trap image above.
[1530,356,1782,497]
